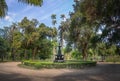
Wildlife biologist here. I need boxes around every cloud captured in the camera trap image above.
[5,16,10,20]
[4,12,17,22]
[5,15,12,21]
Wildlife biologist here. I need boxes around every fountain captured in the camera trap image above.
[54,43,64,62]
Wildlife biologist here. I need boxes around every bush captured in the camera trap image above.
[22,60,96,69]
[71,50,82,60]
[106,56,120,62]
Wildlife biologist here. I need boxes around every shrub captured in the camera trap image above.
[71,50,82,60]
[22,60,96,69]
[106,56,120,62]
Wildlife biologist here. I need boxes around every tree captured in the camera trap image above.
[51,14,57,55]
[64,42,72,60]
[0,28,5,37]
[18,0,43,6]
[0,37,8,61]
[6,23,19,61]
[1,17,57,60]
[69,1,95,60]
[71,50,82,60]
[51,14,57,40]
[12,31,23,60]
[18,17,39,59]
[0,0,43,18]
[96,42,117,61]
[0,0,8,18]
[38,39,53,60]
[59,14,66,47]
[51,14,57,27]
[60,14,65,21]
[79,0,120,46]
[37,23,54,60]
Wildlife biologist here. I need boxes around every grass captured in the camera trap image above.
[22,60,97,69]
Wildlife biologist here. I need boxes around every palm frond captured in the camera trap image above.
[18,0,43,6]
[0,0,8,18]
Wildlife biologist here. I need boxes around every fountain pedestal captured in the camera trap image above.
[54,43,64,62]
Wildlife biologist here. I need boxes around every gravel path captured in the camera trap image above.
[0,62,120,81]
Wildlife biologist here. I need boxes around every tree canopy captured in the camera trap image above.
[0,0,43,18]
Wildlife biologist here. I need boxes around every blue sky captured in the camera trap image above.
[0,0,74,28]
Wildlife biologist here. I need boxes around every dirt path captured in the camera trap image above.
[0,62,120,81]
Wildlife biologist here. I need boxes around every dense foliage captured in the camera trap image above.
[0,17,57,61]
[65,0,120,61]
[0,37,9,61]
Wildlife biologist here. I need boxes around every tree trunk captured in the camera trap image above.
[82,49,87,61]
[11,48,15,61]
[32,47,37,60]
[82,43,88,61]
[1,55,4,61]
[24,49,27,60]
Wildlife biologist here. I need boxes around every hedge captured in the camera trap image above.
[22,60,96,69]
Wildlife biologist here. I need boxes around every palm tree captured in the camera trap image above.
[51,14,57,39]
[51,14,56,20]
[51,14,57,55]
[51,14,57,27]
[60,14,65,21]
[59,14,66,47]
[0,0,43,18]
[59,19,71,58]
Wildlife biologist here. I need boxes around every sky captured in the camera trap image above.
[0,0,74,28]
